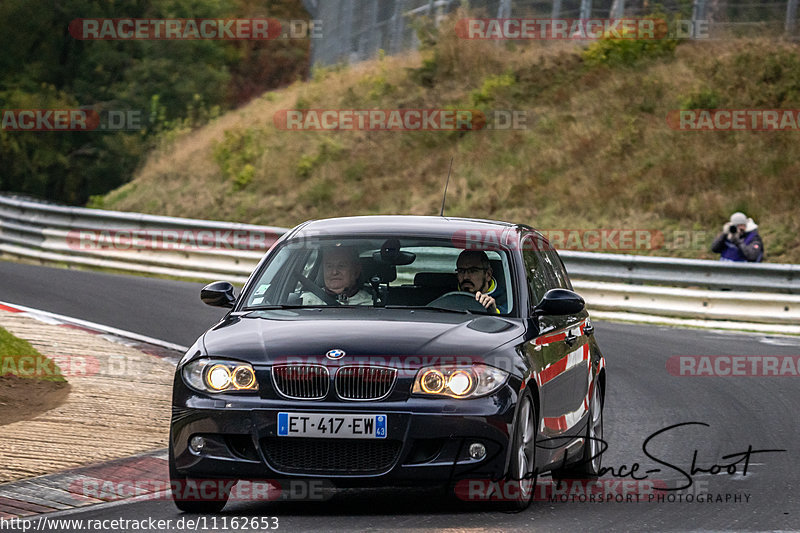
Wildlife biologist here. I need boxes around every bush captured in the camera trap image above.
[213,129,262,190]
[680,88,722,109]
[583,17,678,67]
[471,73,516,107]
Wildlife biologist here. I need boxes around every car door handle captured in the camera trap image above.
[565,332,578,347]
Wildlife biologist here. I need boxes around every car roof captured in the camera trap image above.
[290,215,528,239]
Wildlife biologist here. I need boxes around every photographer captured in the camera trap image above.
[711,212,764,262]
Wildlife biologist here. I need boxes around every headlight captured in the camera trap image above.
[182,359,259,393]
[412,364,508,399]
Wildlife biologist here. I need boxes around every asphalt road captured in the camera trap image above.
[1,260,799,532]
[0,261,227,347]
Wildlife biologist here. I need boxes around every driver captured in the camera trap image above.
[302,246,372,305]
[456,250,506,313]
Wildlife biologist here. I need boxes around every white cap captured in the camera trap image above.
[729,212,747,226]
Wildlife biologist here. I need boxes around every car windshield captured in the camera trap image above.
[240,236,514,315]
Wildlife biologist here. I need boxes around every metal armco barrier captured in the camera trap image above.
[0,194,283,284]
[572,281,800,325]
[560,250,800,294]
[1,194,797,324]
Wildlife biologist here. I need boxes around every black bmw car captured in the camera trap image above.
[170,215,606,512]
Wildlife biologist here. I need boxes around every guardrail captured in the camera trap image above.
[0,194,283,283]
[561,251,800,294]
[1,194,798,325]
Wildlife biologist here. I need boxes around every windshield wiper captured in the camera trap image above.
[385,305,474,315]
[243,304,360,311]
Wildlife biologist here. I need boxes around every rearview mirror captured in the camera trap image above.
[201,281,236,308]
[533,288,585,316]
[375,238,416,265]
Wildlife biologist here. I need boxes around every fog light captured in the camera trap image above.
[469,442,486,460]
[190,436,206,453]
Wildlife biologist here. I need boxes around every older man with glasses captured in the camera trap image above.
[455,250,506,313]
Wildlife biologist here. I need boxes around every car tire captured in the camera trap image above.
[502,389,537,511]
[551,380,603,480]
[169,440,231,513]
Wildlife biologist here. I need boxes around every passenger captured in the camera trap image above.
[711,212,764,262]
[456,250,506,313]
[302,246,373,305]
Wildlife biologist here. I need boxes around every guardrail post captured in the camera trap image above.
[692,0,708,38]
[609,0,624,18]
[552,0,562,19]
[497,0,511,18]
[579,0,592,19]
[787,0,798,37]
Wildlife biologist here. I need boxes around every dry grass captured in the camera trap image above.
[101,22,800,263]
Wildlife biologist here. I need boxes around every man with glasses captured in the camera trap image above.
[455,250,506,313]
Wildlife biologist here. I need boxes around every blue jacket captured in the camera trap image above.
[711,229,764,262]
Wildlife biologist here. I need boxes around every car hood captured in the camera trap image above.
[200,308,525,368]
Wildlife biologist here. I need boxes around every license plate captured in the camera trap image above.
[277,412,387,439]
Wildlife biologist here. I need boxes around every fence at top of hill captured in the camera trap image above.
[301,0,800,66]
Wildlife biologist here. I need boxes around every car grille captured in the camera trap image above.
[261,438,401,474]
[335,366,397,400]
[272,364,329,400]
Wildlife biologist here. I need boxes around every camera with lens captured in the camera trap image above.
[728,225,738,234]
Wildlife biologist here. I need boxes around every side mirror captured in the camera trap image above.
[533,288,585,316]
[201,281,237,308]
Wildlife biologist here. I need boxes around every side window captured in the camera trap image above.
[521,237,552,303]
[545,249,572,290]
[302,249,319,277]
[286,248,320,296]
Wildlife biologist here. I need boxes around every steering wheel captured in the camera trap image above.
[293,269,340,306]
[427,291,488,313]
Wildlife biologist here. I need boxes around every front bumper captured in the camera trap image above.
[171,385,520,487]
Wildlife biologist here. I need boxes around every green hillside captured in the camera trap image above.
[97,17,800,263]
